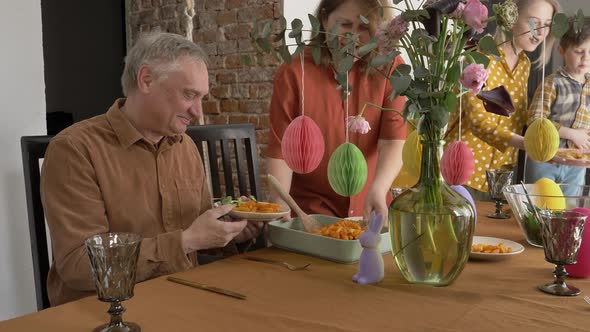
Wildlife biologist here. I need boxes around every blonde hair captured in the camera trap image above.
[495,0,561,69]
[308,0,393,68]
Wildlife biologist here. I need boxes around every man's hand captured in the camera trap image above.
[181,204,247,254]
[234,221,265,243]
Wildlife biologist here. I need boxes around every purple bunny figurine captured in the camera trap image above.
[352,212,384,285]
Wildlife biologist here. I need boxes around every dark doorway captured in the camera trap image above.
[41,0,126,135]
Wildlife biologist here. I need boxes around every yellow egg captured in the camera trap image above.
[402,131,422,178]
[530,178,565,209]
[524,118,559,162]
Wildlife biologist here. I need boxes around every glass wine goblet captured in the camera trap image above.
[85,233,142,332]
[538,210,587,296]
[485,169,513,219]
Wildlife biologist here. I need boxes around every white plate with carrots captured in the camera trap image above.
[469,236,525,261]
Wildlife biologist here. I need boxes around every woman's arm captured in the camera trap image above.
[363,139,405,222]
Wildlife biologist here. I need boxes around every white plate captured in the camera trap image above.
[469,236,525,260]
[228,208,291,222]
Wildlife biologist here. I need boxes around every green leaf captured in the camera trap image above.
[255,37,271,52]
[261,21,272,39]
[428,106,450,128]
[358,40,378,57]
[274,16,287,42]
[370,55,390,67]
[413,66,429,79]
[359,14,370,25]
[337,54,354,73]
[288,18,303,38]
[478,35,499,56]
[468,51,490,68]
[240,54,253,66]
[552,13,569,39]
[446,63,460,83]
[312,45,322,65]
[391,75,411,97]
[528,19,539,42]
[402,9,430,21]
[394,64,412,76]
[445,93,458,112]
[292,44,305,58]
[309,14,320,39]
[575,9,585,33]
[278,45,292,64]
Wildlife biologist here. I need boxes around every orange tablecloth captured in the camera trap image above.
[2,202,590,331]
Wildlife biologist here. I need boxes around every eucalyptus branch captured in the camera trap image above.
[359,102,417,129]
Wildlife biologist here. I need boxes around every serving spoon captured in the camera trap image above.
[267,174,322,232]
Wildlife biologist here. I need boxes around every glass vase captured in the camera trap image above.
[389,138,476,286]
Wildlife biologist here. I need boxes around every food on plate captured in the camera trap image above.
[311,219,366,240]
[555,149,590,160]
[471,243,513,254]
[232,200,282,213]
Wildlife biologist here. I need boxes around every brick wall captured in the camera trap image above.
[126,0,283,199]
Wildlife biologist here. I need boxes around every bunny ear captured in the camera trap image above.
[369,213,384,233]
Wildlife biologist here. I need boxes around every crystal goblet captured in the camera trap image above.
[86,233,142,332]
[486,169,513,219]
[537,210,587,296]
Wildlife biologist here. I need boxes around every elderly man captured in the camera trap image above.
[41,32,263,306]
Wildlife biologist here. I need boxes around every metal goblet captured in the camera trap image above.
[538,210,587,296]
[86,233,142,332]
[486,169,513,219]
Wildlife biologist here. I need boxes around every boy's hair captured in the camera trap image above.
[560,19,590,50]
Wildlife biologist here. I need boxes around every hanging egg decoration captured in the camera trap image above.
[327,142,368,196]
[440,141,475,185]
[281,115,325,174]
[401,131,422,178]
[524,118,559,162]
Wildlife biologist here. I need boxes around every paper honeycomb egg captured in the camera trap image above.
[281,115,325,174]
[401,131,422,178]
[524,118,559,162]
[327,142,368,197]
[441,141,475,185]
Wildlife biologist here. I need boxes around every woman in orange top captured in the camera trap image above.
[266,0,406,221]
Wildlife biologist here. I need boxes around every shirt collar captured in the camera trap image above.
[106,98,183,149]
[497,47,528,77]
[557,67,590,83]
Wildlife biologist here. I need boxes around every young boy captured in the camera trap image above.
[525,20,590,193]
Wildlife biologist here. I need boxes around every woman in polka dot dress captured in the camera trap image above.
[445,0,561,195]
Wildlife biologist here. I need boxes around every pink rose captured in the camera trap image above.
[459,63,489,95]
[450,3,466,19]
[375,15,408,54]
[462,0,488,34]
[347,116,371,134]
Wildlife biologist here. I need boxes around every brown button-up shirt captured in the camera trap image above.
[41,99,234,306]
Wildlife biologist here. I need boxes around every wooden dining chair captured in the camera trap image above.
[186,123,266,251]
[20,135,53,310]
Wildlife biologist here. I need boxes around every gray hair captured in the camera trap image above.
[121,32,209,96]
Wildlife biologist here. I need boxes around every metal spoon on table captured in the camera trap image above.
[267,174,322,232]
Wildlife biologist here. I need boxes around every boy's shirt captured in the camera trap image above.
[528,68,590,148]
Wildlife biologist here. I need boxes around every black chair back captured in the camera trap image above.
[186,123,265,250]
[21,135,53,310]
[186,123,262,201]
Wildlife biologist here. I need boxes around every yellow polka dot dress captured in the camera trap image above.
[445,49,530,193]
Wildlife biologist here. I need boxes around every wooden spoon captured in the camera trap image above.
[267,174,322,232]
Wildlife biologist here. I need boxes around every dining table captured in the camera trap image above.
[1,201,590,331]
